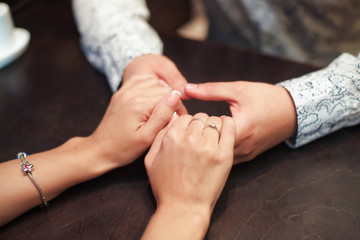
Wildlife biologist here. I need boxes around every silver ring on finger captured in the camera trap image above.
[204,123,220,134]
[189,118,206,126]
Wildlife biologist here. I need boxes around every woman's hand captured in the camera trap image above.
[142,113,236,240]
[88,74,184,169]
[0,74,184,226]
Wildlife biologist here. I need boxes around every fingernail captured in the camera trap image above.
[186,83,198,89]
[167,90,181,106]
[172,90,181,96]
[169,112,179,125]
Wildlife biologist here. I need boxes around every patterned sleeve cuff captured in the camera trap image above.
[277,53,360,148]
[72,0,163,92]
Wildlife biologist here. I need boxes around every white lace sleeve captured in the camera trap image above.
[72,0,163,92]
[278,53,360,148]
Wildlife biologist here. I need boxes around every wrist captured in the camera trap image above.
[156,202,211,232]
[16,136,119,202]
[142,202,211,240]
[123,54,157,83]
[276,85,297,138]
[59,136,119,177]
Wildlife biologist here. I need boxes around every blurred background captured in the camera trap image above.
[2,0,207,40]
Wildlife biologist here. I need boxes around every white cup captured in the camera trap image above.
[0,2,30,69]
[0,2,15,51]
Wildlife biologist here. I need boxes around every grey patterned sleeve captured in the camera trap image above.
[72,0,163,92]
[278,53,360,148]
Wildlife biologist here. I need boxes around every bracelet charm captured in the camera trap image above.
[16,152,49,207]
[21,161,33,173]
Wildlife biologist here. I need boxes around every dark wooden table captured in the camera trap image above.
[1,0,359,239]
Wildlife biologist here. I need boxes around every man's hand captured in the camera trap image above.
[124,54,189,97]
[185,81,297,164]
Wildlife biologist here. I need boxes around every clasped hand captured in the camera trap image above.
[125,55,297,164]
[113,55,298,239]
[93,72,236,239]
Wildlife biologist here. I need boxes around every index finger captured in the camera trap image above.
[185,82,237,101]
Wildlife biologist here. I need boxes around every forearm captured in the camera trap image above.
[0,75,181,226]
[72,0,163,92]
[278,53,360,148]
[0,136,115,226]
[142,204,210,240]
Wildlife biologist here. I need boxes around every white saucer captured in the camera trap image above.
[0,28,30,69]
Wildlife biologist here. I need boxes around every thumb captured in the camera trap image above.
[143,90,182,138]
[185,82,235,101]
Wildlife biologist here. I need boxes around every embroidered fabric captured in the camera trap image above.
[72,0,163,92]
[278,53,360,147]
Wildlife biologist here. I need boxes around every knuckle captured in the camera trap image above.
[210,152,232,169]
[201,144,216,159]
[127,96,142,106]
[223,116,235,125]
[111,90,137,107]
[213,157,225,166]
[208,116,221,125]
[183,133,198,147]
[193,112,209,119]
[163,129,178,145]
[128,96,146,111]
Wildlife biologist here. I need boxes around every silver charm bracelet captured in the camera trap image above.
[17,152,49,207]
